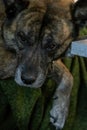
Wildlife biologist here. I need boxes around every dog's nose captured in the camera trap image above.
[21,75,36,85]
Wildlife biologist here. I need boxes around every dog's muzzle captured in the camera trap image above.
[15,65,46,88]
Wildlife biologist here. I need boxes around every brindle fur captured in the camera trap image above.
[0,0,87,129]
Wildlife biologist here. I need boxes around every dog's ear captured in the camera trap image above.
[73,0,87,27]
[3,0,29,19]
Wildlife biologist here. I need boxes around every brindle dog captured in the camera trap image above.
[0,0,87,129]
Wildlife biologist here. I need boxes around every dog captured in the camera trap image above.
[1,0,87,129]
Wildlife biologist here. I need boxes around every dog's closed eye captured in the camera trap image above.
[17,31,28,43]
[17,31,34,47]
[42,35,60,51]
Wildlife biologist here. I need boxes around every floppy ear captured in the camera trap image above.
[0,19,17,79]
[73,0,87,27]
[3,0,29,18]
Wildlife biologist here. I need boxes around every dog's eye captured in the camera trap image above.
[17,31,27,43]
[42,36,57,51]
[45,43,57,51]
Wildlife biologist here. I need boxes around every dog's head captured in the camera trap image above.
[2,0,86,88]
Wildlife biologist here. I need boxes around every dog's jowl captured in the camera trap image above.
[1,0,87,129]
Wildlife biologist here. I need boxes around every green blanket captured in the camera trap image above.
[0,57,87,130]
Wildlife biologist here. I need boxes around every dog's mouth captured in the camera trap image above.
[15,65,46,88]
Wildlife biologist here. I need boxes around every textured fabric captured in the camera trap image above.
[0,57,87,130]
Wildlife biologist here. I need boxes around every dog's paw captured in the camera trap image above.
[50,105,67,130]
